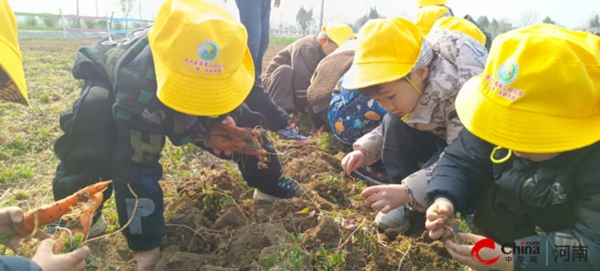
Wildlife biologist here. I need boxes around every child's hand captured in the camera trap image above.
[341,150,366,175]
[361,184,407,213]
[32,239,91,271]
[425,197,455,240]
[205,116,265,156]
[0,206,50,253]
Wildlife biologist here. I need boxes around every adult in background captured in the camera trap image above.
[234,0,280,87]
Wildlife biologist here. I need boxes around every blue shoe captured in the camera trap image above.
[277,123,307,141]
[252,177,311,202]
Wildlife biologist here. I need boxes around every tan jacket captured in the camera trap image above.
[264,36,326,92]
[354,28,488,164]
[307,53,355,114]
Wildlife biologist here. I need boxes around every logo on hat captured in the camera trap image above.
[497,60,519,85]
[197,40,220,62]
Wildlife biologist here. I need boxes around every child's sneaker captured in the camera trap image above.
[253,177,311,202]
[374,205,410,233]
[352,164,392,185]
[44,216,107,238]
[277,123,308,141]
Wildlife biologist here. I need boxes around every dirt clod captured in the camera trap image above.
[213,206,247,230]
[303,217,341,249]
[155,251,216,271]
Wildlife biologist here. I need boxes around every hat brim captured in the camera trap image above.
[456,76,600,153]
[155,47,254,116]
[341,62,414,90]
[0,39,29,106]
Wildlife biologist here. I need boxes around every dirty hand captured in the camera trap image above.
[137,247,161,271]
[32,238,91,271]
[425,197,455,240]
[273,0,281,8]
[446,233,513,271]
[205,116,265,156]
[361,184,407,214]
[341,150,366,175]
[0,206,50,253]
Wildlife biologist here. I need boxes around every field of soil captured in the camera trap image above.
[0,38,465,270]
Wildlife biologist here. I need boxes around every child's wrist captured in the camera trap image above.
[433,196,453,206]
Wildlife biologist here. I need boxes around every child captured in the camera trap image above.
[326,72,387,146]
[414,0,492,50]
[44,1,311,270]
[0,1,91,269]
[263,23,354,115]
[345,17,488,232]
[423,24,600,271]
[306,38,357,129]
[330,16,487,150]
[414,3,453,36]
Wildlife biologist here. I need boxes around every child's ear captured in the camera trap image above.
[318,37,327,46]
[415,66,429,80]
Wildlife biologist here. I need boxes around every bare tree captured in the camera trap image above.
[519,10,540,27]
[120,0,135,28]
[296,6,314,34]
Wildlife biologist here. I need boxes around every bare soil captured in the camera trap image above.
[156,142,461,271]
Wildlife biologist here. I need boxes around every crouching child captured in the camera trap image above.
[263,23,354,115]
[44,1,312,270]
[345,17,488,233]
[424,24,600,271]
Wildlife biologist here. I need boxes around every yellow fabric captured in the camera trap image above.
[322,23,354,47]
[0,0,29,106]
[341,17,423,90]
[417,0,447,7]
[415,5,451,35]
[431,16,487,47]
[455,23,600,153]
[148,0,254,116]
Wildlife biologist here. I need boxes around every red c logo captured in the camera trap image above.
[470,238,500,265]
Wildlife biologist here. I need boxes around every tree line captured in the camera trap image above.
[294,6,600,38]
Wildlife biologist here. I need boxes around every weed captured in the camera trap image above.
[313,246,347,270]
[194,185,235,221]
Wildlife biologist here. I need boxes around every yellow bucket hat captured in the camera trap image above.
[148,0,254,116]
[456,24,600,154]
[431,16,487,47]
[0,0,29,106]
[417,0,447,7]
[415,5,452,35]
[342,17,423,90]
[322,23,355,47]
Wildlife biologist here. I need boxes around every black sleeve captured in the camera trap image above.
[425,128,495,213]
[243,85,290,131]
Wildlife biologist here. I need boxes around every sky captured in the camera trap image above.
[8,0,600,29]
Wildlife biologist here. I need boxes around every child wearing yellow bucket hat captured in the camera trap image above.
[43,0,311,269]
[414,0,492,50]
[0,0,93,270]
[0,0,29,106]
[341,17,488,232]
[263,23,354,116]
[423,24,600,270]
